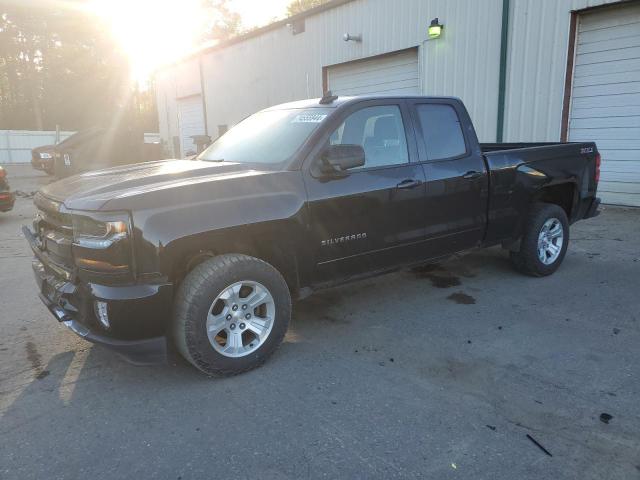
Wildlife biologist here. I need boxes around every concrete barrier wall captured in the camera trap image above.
[0,130,76,164]
[0,130,160,164]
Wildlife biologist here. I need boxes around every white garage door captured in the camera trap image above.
[177,95,206,157]
[327,49,420,96]
[569,3,640,206]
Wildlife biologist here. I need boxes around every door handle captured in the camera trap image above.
[462,171,483,180]
[396,179,422,189]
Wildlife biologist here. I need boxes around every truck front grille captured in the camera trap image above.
[33,193,75,273]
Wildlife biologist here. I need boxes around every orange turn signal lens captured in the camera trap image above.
[74,258,129,272]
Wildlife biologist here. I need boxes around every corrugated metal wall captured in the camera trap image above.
[419,0,503,141]
[503,0,624,142]
[157,0,504,145]
[156,0,627,148]
[155,57,202,157]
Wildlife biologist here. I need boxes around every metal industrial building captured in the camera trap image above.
[155,0,640,206]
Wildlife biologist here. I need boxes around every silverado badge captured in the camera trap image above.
[321,233,367,246]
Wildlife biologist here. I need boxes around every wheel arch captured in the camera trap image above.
[501,180,576,251]
[531,181,578,221]
[163,224,302,296]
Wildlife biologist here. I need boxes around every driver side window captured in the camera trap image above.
[329,105,409,169]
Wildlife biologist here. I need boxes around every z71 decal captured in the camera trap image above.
[580,147,594,154]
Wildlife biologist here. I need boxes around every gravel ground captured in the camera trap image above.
[1,165,639,480]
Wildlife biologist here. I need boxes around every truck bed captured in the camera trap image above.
[479,140,599,247]
[481,142,570,153]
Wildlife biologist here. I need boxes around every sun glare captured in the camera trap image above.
[89,0,209,86]
[230,0,291,29]
[88,0,291,87]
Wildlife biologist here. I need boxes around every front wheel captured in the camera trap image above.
[510,203,569,277]
[173,254,291,376]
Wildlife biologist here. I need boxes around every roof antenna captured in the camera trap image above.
[319,90,338,104]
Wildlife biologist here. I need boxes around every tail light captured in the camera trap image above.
[595,153,601,184]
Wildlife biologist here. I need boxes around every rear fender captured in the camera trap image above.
[495,164,577,246]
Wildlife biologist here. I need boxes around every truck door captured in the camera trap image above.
[303,100,426,284]
[408,99,489,256]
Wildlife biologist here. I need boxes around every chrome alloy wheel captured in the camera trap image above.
[537,218,564,265]
[206,281,275,358]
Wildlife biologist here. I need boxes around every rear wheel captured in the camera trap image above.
[510,203,569,277]
[173,254,291,376]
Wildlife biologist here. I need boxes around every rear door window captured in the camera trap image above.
[415,104,467,160]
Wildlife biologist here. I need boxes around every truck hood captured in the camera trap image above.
[40,159,269,211]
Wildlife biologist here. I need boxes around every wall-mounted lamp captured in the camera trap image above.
[428,18,444,39]
[343,33,362,42]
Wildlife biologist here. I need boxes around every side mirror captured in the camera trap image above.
[320,144,365,174]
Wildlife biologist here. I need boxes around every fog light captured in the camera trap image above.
[94,300,110,328]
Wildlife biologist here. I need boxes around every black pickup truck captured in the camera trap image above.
[31,128,106,176]
[31,127,163,178]
[23,95,601,376]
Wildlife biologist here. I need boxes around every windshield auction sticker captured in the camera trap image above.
[292,113,328,123]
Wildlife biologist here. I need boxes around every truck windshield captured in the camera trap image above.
[198,108,332,165]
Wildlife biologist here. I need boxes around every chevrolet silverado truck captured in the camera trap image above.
[23,95,601,376]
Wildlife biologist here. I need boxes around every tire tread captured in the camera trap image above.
[510,203,569,277]
[173,253,290,377]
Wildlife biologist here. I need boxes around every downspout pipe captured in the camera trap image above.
[198,54,209,137]
[496,0,510,142]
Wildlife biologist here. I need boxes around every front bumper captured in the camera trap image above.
[31,159,44,171]
[24,226,172,365]
[39,291,168,365]
[31,157,52,172]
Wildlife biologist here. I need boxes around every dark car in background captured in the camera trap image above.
[0,166,15,212]
[31,128,105,176]
[31,145,57,174]
[31,127,162,178]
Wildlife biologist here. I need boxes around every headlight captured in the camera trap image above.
[71,212,132,273]
[39,152,53,159]
[72,216,128,248]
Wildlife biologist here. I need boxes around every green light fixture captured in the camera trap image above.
[428,18,444,38]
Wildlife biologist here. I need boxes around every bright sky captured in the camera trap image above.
[87,0,292,86]
[229,0,290,29]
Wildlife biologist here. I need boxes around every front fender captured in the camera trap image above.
[130,172,309,286]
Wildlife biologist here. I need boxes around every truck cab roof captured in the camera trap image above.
[264,95,464,111]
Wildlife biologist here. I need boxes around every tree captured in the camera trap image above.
[202,0,241,41]
[0,1,240,132]
[286,0,330,17]
[0,6,132,131]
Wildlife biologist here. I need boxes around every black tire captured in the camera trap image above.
[509,203,569,277]
[173,254,291,376]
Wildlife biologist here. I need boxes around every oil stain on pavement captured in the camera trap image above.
[447,292,476,304]
[413,264,462,288]
[25,341,50,380]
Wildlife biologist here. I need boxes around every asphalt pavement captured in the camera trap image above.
[1,165,639,479]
